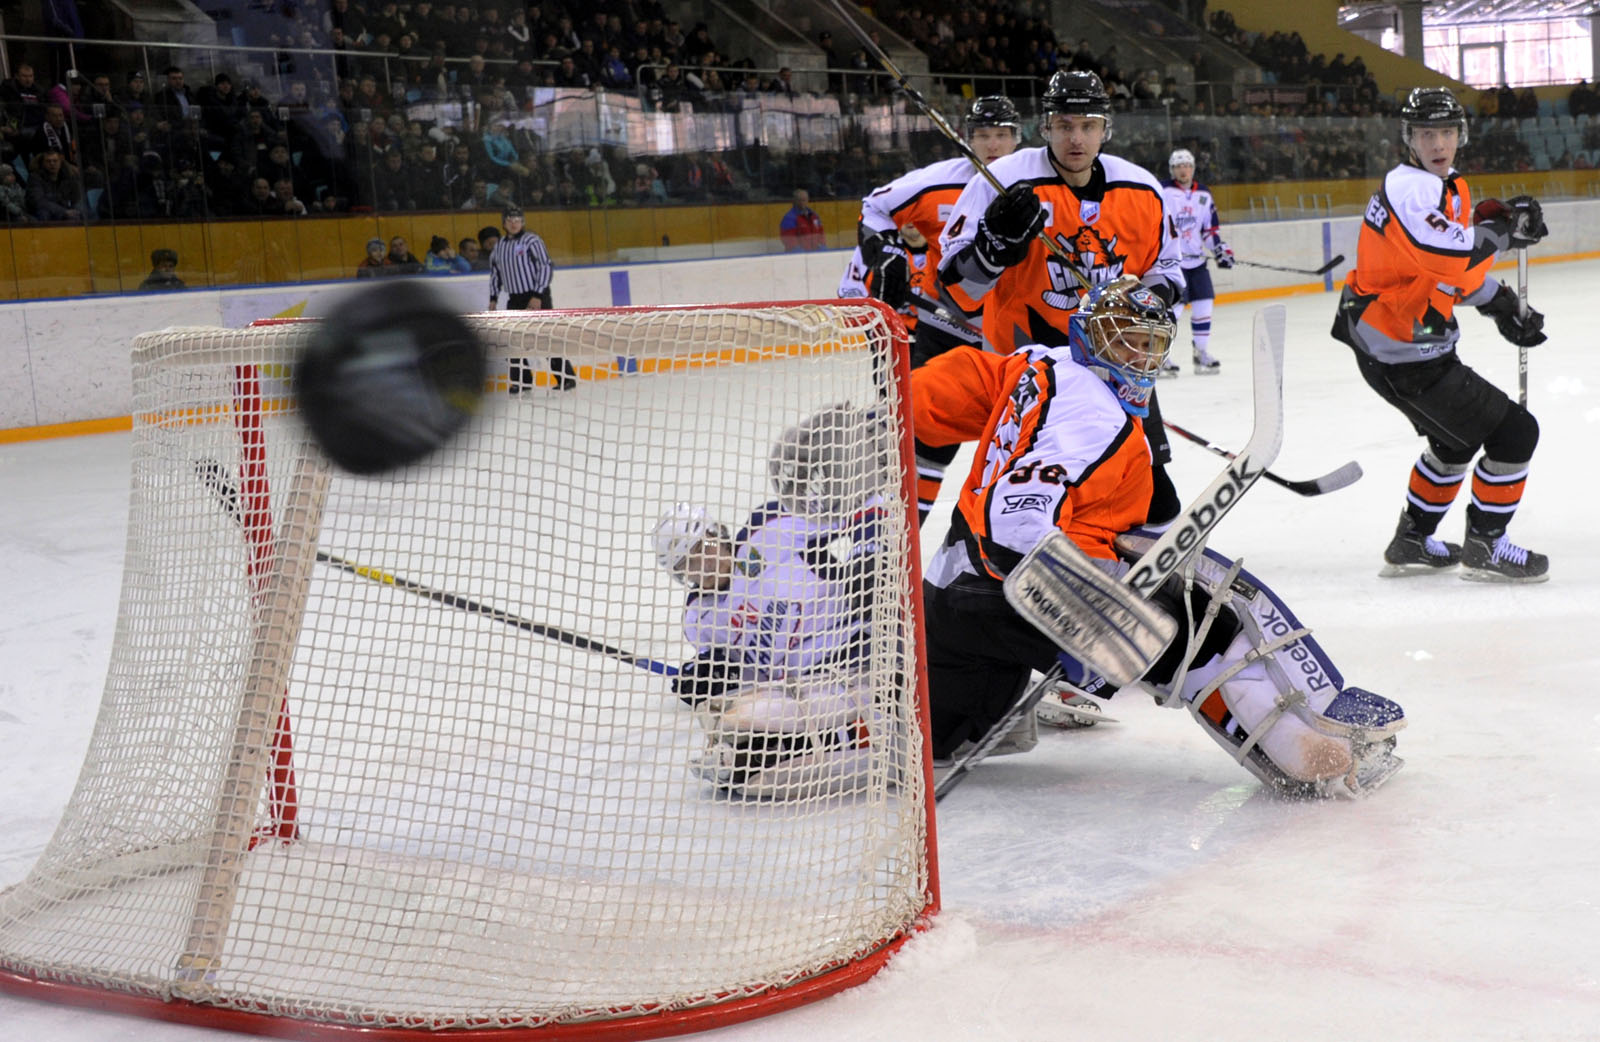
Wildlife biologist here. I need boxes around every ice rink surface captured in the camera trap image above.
[3,259,1598,1041]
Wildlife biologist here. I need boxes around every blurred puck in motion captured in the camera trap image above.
[296,281,487,475]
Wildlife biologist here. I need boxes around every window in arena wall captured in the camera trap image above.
[1422,18,1593,89]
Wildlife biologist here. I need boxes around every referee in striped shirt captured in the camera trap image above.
[490,205,572,390]
[487,206,553,311]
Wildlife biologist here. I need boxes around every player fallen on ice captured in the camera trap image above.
[1331,87,1549,582]
[650,407,896,799]
[916,277,1407,798]
[1160,148,1233,375]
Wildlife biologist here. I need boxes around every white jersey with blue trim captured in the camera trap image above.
[1160,179,1225,269]
[681,505,881,680]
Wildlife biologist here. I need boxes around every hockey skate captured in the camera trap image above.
[933,713,1039,769]
[1380,511,1461,577]
[1461,529,1549,583]
[1035,685,1116,728]
[1156,356,1181,379]
[1192,349,1221,375]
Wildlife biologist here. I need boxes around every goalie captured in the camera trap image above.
[916,278,1406,798]
[650,407,893,799]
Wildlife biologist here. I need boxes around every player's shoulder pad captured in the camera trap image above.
[1382,162,1451,210]
[1098,153,1164,192]
[985,146,1054,186]
[735,499,787,545]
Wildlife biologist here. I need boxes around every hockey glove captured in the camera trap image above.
[870,249,911,310]
[1477,282,1547,347]
[1213,242,1235,268]
[1473,196,1547,249]
[974,184,1046,271]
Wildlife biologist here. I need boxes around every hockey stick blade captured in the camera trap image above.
[1163,421,1363,497]
[194,460,679,676]
[937,306,1286,800]
[1315,254,1346,276]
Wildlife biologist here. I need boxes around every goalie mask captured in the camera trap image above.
[769,404,892,519]
[1067,276,1175,417]
[651,504,732,588]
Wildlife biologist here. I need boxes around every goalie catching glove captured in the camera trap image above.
[973,184,1046,272]
[1476,282,1546,347]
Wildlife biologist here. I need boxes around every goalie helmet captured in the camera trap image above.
[1040,69,1112,140]
[1066,276,1175,417]
[1399,86,1469,150]
[1168,148,1195,174]
[651,503,731,586]
[769,404,893,519]
[966,95,1021,135]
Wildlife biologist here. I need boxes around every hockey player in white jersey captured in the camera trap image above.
[651,408,894,798]
[1160,148,1233,375]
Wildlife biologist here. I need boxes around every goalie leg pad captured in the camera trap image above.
[1113,531,1408,797]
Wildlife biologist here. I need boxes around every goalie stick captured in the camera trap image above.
[1237,254,1345,277]
[1163,420,1362,497]
[935,304,1287,801]
[194,460,679,677]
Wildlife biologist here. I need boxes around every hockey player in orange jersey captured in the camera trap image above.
[855,95,1024,524]
[1332,87,1550,582]
[935,71,1185,545]
[915,278,1407,798]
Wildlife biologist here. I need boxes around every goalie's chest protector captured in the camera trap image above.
[958,348,1154,577]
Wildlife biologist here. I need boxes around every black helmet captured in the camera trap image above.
[1040,69,1112,140]
[1399,87,1469,148]
[967,95,1021,133]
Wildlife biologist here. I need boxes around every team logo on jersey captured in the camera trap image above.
[1079,200,1100,224]
[736,550,764,578]
[1000,492,1053,514]
[1039,224,1128,312]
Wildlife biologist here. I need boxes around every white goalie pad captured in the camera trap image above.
[1003,530,1179,687]
[690,678,880,800]
[1116,531,1408,799]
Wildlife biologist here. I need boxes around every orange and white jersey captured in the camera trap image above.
[912,343,1154,584]
[1343,162,1500,364]
[861,155,975,278]
[939,148,1182,355]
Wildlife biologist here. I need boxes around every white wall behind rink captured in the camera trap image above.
[3,200,1593,431]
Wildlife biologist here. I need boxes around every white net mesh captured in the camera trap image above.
[0,303,931,1036]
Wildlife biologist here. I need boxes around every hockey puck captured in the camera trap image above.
[296,281,487,475]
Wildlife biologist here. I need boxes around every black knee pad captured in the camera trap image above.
[1482,404,1539,464]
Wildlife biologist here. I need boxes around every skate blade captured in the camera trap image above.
[1037,704,1120,728]
[1192,365,1221,375]
[1460,566,1550,584]
[1378,560,1460,578]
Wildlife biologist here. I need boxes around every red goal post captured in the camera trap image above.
[0,299,938,1040]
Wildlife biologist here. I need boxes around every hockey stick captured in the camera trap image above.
[1163,420,1362,497]
[935,304,1286,801]
[194,460,679,677]
[1237,254,1344,277]
[1516,247,1529,406]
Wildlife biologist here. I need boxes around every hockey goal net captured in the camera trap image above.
[0,301,935,1039]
